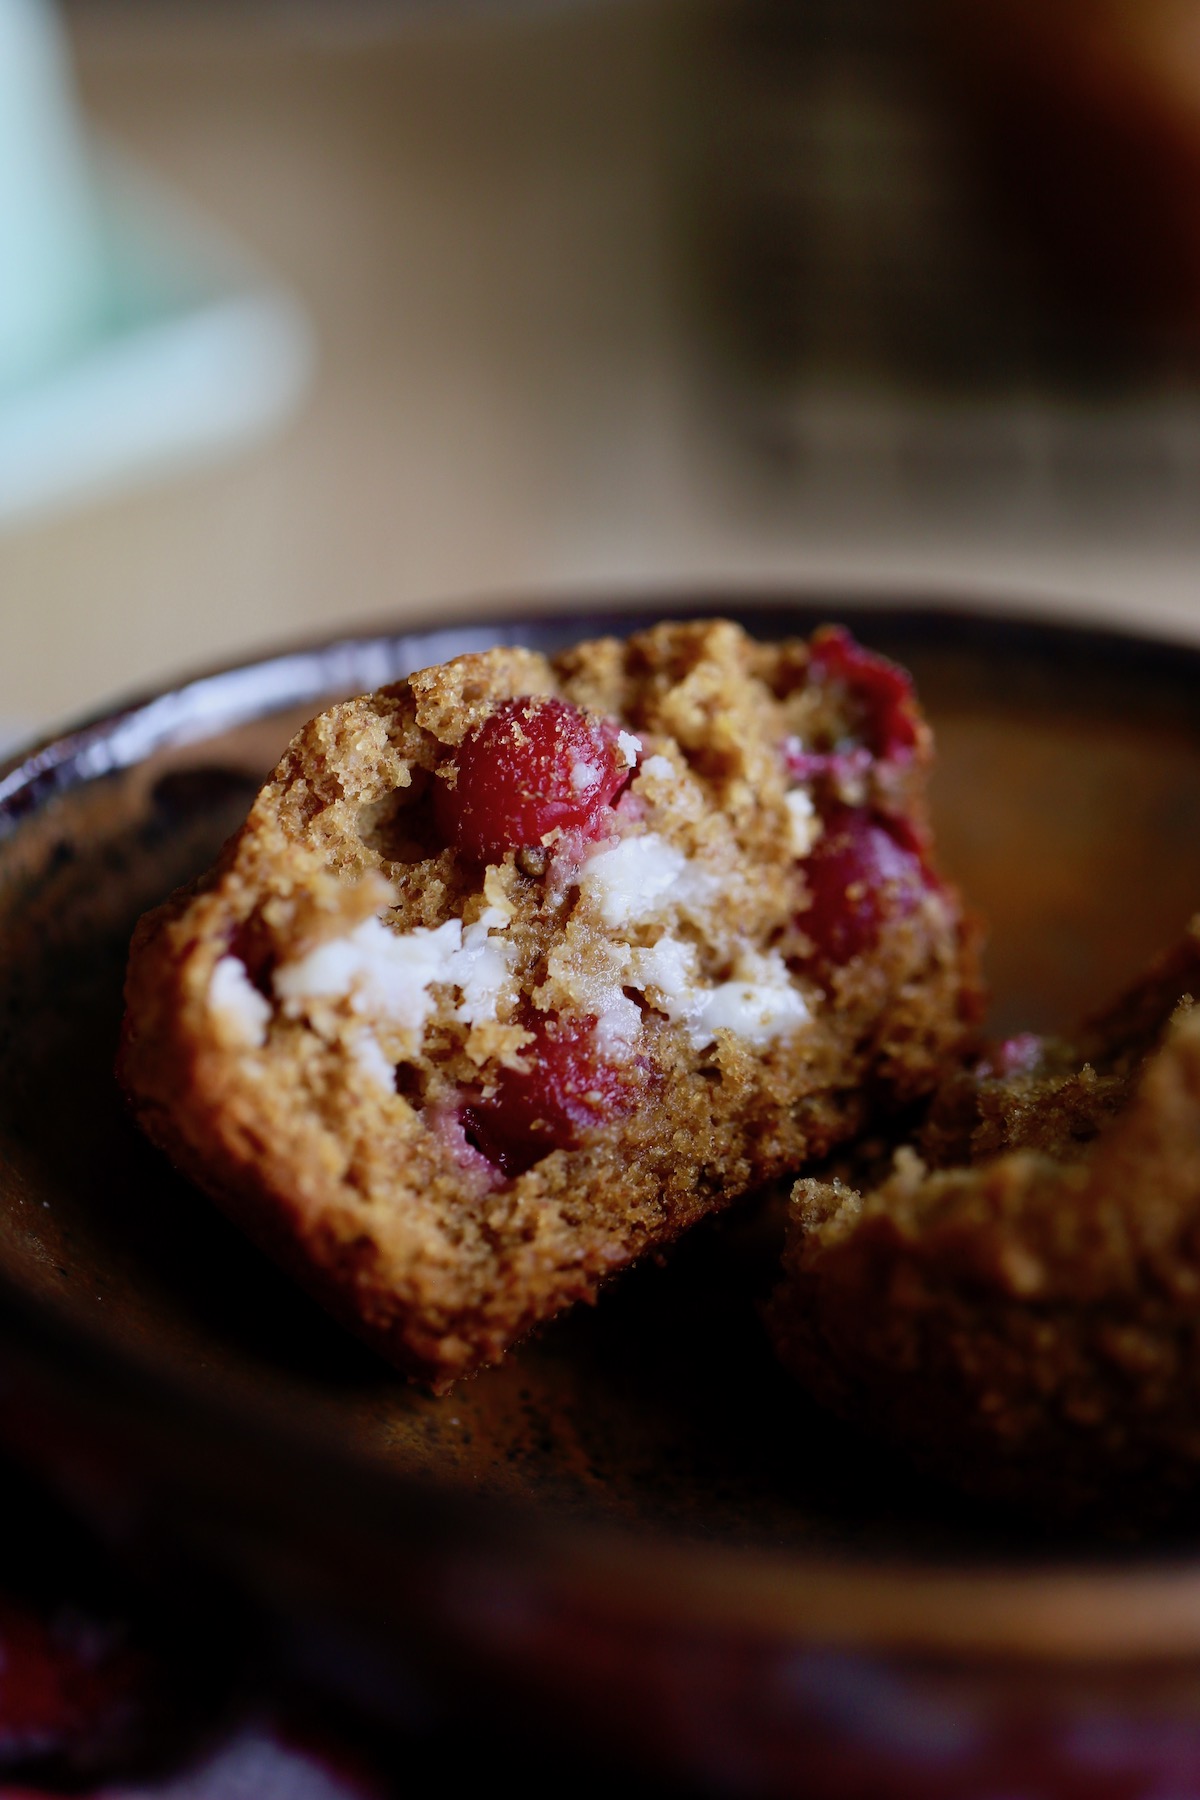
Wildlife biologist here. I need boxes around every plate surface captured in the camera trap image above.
[5,598,1200,1790]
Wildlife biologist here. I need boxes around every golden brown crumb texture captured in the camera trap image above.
[119,619,978,1388]
[768,923,1200,1522]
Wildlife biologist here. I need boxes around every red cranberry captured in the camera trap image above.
[800,805,936,967]
[804,626,921,767]
[461,1014,641,1178]
[434,697,633,862]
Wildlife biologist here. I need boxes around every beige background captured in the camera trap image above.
[3,0,1200,739]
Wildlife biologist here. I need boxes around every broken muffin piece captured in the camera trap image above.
[118,618,980,1390]
[767,922,1200,1523]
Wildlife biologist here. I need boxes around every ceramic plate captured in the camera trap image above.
[4,597,1200,1796]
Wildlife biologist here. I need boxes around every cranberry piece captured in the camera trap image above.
[462,1014,640,1178]
[425,1100,506,1193]
[804,626,921,767]
[434,696,632,862]
[800,805,936,967]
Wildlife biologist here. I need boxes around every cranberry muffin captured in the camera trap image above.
[119,619,980,1389]
[769,923,1200,1523]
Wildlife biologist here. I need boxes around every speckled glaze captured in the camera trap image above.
[5,599,1200,1798]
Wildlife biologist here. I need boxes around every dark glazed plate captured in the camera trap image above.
[6,595,1200,1797]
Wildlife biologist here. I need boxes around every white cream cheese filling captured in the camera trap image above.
[208,955,271,1048]
[348,1026,397,1094]
[453,909,520,1025]
[630,936,810,1051]
[785,788,822,857]
[273,906,516,1046]
[545,934,643,1054]
[548,929,810,1057]
[578,830,721,930]
[695,948,811,1049]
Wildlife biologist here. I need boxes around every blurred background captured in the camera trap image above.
[5,0,1200,734]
